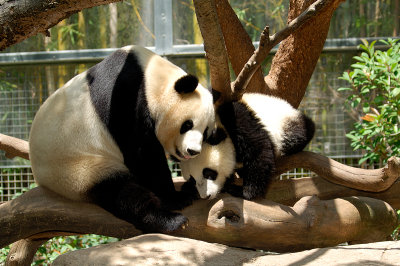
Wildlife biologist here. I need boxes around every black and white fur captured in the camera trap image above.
[180,93,314,200]
[29,46,215,233]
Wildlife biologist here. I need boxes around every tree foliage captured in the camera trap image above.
[339,39,400,165]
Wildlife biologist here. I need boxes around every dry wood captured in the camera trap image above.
[266,176,400,210]
[1,186,398,262]
[6,238,49,266]
[265,0,344,107]
[231,0,342,101]
[214,0,267,94]
[0,0,123,50]
[0,133,29,160]
[274,151,400,192]
[193,0,231,103]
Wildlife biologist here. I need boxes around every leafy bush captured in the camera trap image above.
[338,39,400,165]
[1,234,119,265]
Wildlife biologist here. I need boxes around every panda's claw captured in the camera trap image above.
[180,219,189,230]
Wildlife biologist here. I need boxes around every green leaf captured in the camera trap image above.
[392,87,400,97]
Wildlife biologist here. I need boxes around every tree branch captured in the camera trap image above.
[231,0,343,101]
[0,0,123,50]
[214,0,267,94]
[274,151,400,192]
[0,133,29,160]
[193,0,231,103]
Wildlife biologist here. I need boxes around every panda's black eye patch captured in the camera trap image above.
[203,168,218,181]
[180,120,194,134]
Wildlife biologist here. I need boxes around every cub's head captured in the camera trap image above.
[154,74,215,161]
[180,127,236,199]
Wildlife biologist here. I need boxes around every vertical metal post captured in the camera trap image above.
[154,0,173,55]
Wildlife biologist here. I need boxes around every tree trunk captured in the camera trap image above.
[265,0,343,107]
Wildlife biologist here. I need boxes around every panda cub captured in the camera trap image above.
[29,46,215,233]
[180,93,315,200]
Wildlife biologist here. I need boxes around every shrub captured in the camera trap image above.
[338,38,400,165]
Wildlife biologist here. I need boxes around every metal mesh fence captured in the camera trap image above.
[0,166,34,202]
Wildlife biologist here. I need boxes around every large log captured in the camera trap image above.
[1,186,398,252]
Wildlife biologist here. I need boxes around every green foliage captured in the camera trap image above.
[392,209,400,240]
[0,235,119,265]
[338,39,400,165]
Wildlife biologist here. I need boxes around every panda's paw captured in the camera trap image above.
[159,212,189,233]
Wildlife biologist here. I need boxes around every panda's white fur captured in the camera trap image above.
[180,131,235,199]
[180,93,315,200]
[241,93,300,157]
[29,45,215,233]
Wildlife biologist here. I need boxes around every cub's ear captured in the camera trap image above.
[206,127,227,145]
[174,74,199,94]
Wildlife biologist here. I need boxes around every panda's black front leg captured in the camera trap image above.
[234,125,276,200]
[89,172,188,233]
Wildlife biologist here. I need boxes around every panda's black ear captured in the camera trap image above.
[206,127,227,145]
[174,74,199,94]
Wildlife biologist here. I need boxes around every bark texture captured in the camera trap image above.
[1,186,397,255]
[214,0,266,94]
[265,0,344,107]
[0,0,122,50]
[0,133,29,160]
[193,0,231,103]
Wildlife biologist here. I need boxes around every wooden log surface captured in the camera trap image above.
[1,185,398,253]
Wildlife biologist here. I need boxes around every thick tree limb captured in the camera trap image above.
[266,176,400,210]
[274,151,400,192]
[0,0,123,50]
[265,0,344,107]
[214,0,266,94]
[1,186,398,257]
[193,0,231,103]
[0,133,29,160]
[231,0,343,101]
[6,238,49,266]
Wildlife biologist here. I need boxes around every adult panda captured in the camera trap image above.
[180,93,315,200]
[29,45,215,233]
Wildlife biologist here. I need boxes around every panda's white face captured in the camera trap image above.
[180,130,236,199]
[153,76,215,161]
[137,47,215,161]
